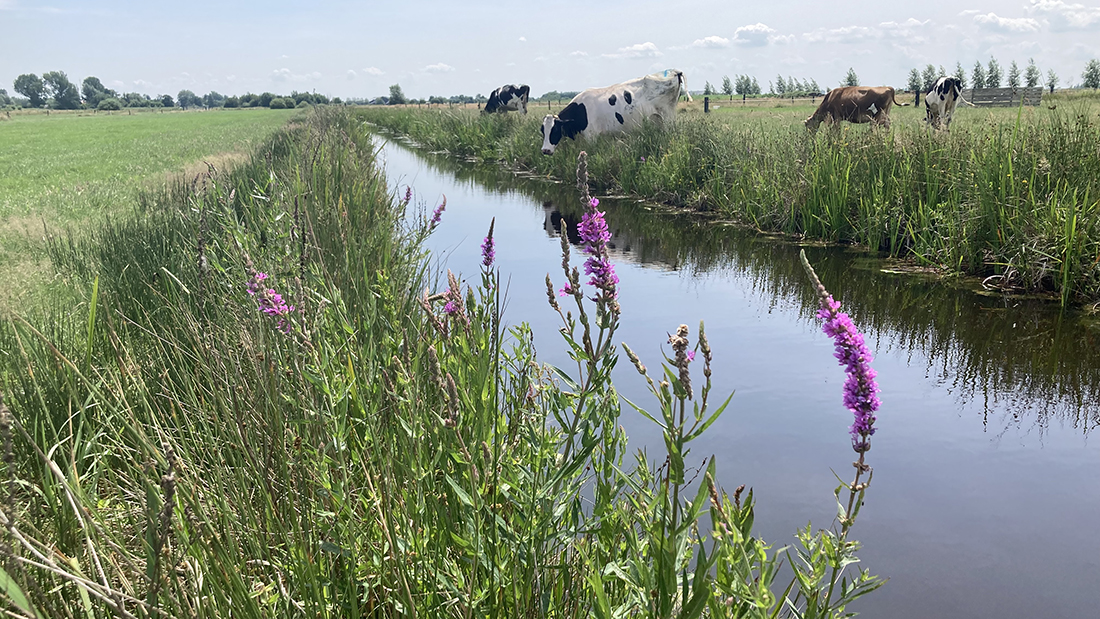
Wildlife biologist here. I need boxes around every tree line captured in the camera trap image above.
[905,58,1100,93]
[5,71,340,111]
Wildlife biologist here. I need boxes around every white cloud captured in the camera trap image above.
[272,68,291,82]
[271,68,322,82]
[225,75,236,82]
[1027,0,1100,30]
[518,36,526,42]
[363,67,384,76]
[604,41,662,58]
[133,79,152,88]
[424,63,455,73]
[802,24,874,44]
[733,23,780,47]
[690,35,730,49]
[347,69,357,80]
[570,50,588,57]
[973,13,1041,32]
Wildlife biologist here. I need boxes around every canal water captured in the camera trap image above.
[376,135,1099,619]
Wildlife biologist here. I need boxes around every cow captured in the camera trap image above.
[924,76,975,130]
[540,70,691,155]
[483,84,530,114]
[804,86,908,131]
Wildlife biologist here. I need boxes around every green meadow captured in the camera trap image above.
[0,108,295,309]
[0,107,881,617]
[360,93,1100,306]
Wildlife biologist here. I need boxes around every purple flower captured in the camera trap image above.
[816,294,879,450]
[576,206,618,297]
[246,270,295,335]
[481,218,495,268]
[590,197,599,208]
[429,195,447,229]
[443,300,457,315]
[402,186,412,205]
[686,351,696,362]
[558,282,574,296]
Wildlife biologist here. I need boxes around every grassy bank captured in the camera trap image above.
[0,108,296,310]
[357,99,1100,305]
[0,108,881,616]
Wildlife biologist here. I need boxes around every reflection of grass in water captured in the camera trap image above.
[388,137,1100,436]
[359,103,1100,305]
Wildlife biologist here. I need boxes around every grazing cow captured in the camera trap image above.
[540,69,691,155]
[483,84,530,114]
[924,76,975,130]
[804,86,908,131]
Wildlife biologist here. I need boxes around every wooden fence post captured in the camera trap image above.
[704,96,709,113]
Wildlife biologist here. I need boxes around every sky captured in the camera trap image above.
[2,0,1099,100]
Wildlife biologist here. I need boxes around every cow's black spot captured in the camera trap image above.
[940,94,945,101]
[557,102,588,140]
[608,94,617,106]
[623,91,632,104]
[615,112,624,124]
[549,121,562,146]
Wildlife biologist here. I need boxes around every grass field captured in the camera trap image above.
[0,108,296,310]
[0,107,880,617]
[358,92,1100,305]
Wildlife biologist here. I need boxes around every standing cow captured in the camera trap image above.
[805,86,908,131]
[540,70,691,155]
[924,77,975,130]
[483,84,530,114]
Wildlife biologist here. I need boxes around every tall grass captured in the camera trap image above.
[0,108,881,617]
[358,105,1100,305]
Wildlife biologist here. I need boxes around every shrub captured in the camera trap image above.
[269,97,287,109]
[96,97,122,111]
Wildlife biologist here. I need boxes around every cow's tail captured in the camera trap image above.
[678,72,693,102]
[892,89,910,107]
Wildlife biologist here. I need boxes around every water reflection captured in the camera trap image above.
[394,135,1100,438]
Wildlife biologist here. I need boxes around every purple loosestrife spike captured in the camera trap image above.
[429,195,447,229]
[558,282,573,296]
[799,250,879,453]
[246,268,295,335]
[481,218,496,268]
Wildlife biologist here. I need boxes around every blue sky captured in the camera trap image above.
[2,0,1099,99]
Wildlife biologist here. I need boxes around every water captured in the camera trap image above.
[377,135,1099,618]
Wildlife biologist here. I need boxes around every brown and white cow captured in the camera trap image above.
[924,77,975,130]
[540,70,690,155]
[804,86,908,131]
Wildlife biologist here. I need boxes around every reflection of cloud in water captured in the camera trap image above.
[386,136,1100,437]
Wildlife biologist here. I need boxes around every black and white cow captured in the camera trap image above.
[540,70,690,155]
[483,84,530,114]
[924,77,975,130]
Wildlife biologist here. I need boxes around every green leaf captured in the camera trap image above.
[0,567,43,619]
[621,396,666,429]
[445,474,475,507]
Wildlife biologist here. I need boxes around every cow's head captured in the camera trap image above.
[540,102,588,155]
[804,115,823,132]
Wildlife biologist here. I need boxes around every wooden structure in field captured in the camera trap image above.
[961,87,1043,107]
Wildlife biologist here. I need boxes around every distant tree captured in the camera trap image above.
[807,78,819,93]
[202,91,225,108]
[223,96,240,108]
[775,74,787,95]
[96,98,122,111]
[954,62,968,88]
[81,76,115,107]
[14,74,46,107]
[121,92,149,107]
[986,57,1003,87]
[1083,59,1100,89]
[269,97,287,109]
[907,68,922,93]
[296,100,312,108]
[177,90,200,108]
[159,94,174,108]
[0,88,10,106]
[1025,59,1041,88]
[388,84,407,105]
[921,64,938,92]
[1046,68,1059,93]
[703,81,714,96]
[972,61,987,89]
[938,65,948,80]
[258,92,276,107]
[751,76,760,94]
[42,71,81,109]
[722,75,733,99]
[1007,60,1021,89]
[844,67,859,87]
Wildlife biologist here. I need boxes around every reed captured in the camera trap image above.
[358,103,1100,305]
